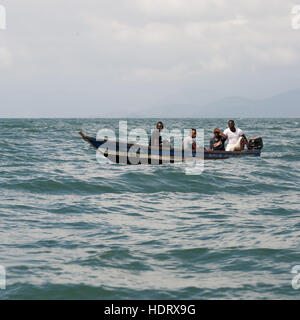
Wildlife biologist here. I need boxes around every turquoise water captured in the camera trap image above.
[0,118,299,299]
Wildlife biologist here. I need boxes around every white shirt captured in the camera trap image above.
[224,128,244,145]
[183,136,195,149]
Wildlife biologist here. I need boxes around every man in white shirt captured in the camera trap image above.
[183,129,197,150]
[223,120,251,151]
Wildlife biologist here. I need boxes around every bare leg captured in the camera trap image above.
[239,138,246,151]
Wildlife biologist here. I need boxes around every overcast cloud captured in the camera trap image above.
[0,0,300,117]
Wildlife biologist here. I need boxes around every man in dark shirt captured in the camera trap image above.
[149,121,163,146]
[210,128,226,151]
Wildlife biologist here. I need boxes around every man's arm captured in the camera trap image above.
[241,134,251,149]
[215,128,227,140]
[241,132,248,143]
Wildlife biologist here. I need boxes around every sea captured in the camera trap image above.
[0,118,299,299]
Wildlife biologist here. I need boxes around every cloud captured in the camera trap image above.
[3,0,299,79]
[1,0,300,116]
[82,1,299,81]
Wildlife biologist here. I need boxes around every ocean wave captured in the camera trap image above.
[1,118,299,299]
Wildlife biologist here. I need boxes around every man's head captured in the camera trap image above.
[191,128,197,138]
[228,120,235,130]
[156,121,164,131]
[214,128,220,137]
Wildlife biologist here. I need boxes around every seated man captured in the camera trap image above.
[149,121,163,146]
[210,128,226,151]
[183,129,197,151]
[224,120,251,151]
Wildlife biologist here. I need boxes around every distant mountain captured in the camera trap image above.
[129,88,300,118]
[256,88,300,117]
[193,96,255,118]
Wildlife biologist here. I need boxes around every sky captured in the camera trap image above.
[0,0,300,117]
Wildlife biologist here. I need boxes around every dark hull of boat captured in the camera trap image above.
[79,131,262,164]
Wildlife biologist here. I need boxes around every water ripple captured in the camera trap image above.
[0,118,299,299]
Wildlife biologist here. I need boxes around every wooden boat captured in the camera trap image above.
[79,131,262,164]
